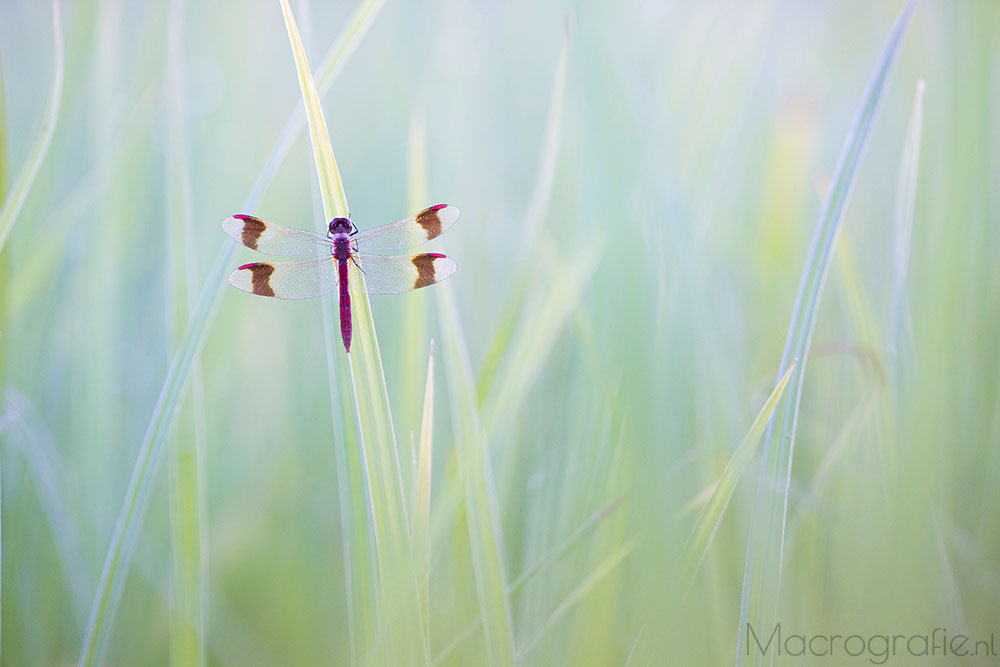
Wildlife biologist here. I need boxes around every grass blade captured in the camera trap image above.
[280,0,349,219]
[257,0,385,197]
[476,31,593,442]
[508,495,626,595]
[76,2,383,663]
[0,37,5,662]
[479,29,570,398]
[414,341,435,632]
[398,110,431,435]
[0,0,64,258]
[439,287,516,666]
[279,1,425,662]
[736,3,916,663]
[0,391,89,627]
[515,537,637,660]
[483,240,601,437]
[432,620,482,667]
[681,362,796,588]
[786,389,879,547]
[890,78,926,373]
[165,0,207,664]
[521,29,568,244]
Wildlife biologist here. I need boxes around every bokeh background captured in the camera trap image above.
[1,0,998,664]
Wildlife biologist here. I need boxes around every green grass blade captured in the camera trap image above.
[167,403,206,667]
[475,32,590,441]
[834,233,887,377]
[833,231,891,470]
[280,1,425,662]
[165,0,206,664]
[399,108,432,441]
[0,36,5,661]
[521,29,568,243]
[736,3,916,663]
[624,624,645,667]
[414,341,435,633]
[483,240,601,437]
[407,109,429,214]
[438,286,516,666]
[479,30,569,399]
[302,9,386,663]
[681,362,796,588]
[322,293,374,666]
[786,389,879,547]
[317,240,379,663]
[508,495,626,595]
[256,0,385,196]
[76,2,383,663]
[0,0,64,257]
[890,78,926,373]
[929,503,967,629]
[280,0,349,219]
[431,620,482,667]
[279,0,404,516]
[515,537,638,660]
[1,390,89,627]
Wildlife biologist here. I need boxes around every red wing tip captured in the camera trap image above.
[427,253,447,258]
[237,263,256,270]
[232,214,251,219]
[430,204,448,210]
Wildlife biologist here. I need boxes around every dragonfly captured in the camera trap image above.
[223,204,459,353]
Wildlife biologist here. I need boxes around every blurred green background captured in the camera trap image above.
[1,0,998,664]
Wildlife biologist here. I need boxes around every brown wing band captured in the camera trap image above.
[412,253,444,289]
[414,206,443,240]
[244,263,276,296]
[237,215,267,250]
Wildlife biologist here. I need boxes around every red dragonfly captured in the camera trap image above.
[223,204,459,352]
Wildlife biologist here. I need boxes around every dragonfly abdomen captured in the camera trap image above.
[338,259,352,353]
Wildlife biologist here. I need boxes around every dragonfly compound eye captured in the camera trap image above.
[329,217,353,235]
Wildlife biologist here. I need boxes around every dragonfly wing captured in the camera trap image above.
[353,253,457,294]
[229,256,339,299]
[352,204,460,252]
[222,214,332,255]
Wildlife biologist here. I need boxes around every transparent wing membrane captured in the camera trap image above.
[353,252,457,294]
[352,204,460,252]
[222,214,332,256]
[228,256,339,299]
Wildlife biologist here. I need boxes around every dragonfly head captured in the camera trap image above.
[329,217,353,236]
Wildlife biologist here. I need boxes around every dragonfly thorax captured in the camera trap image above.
[328,217,355,260]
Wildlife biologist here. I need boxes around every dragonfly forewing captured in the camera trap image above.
[223,215,333,256]
[352,204,460,252]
